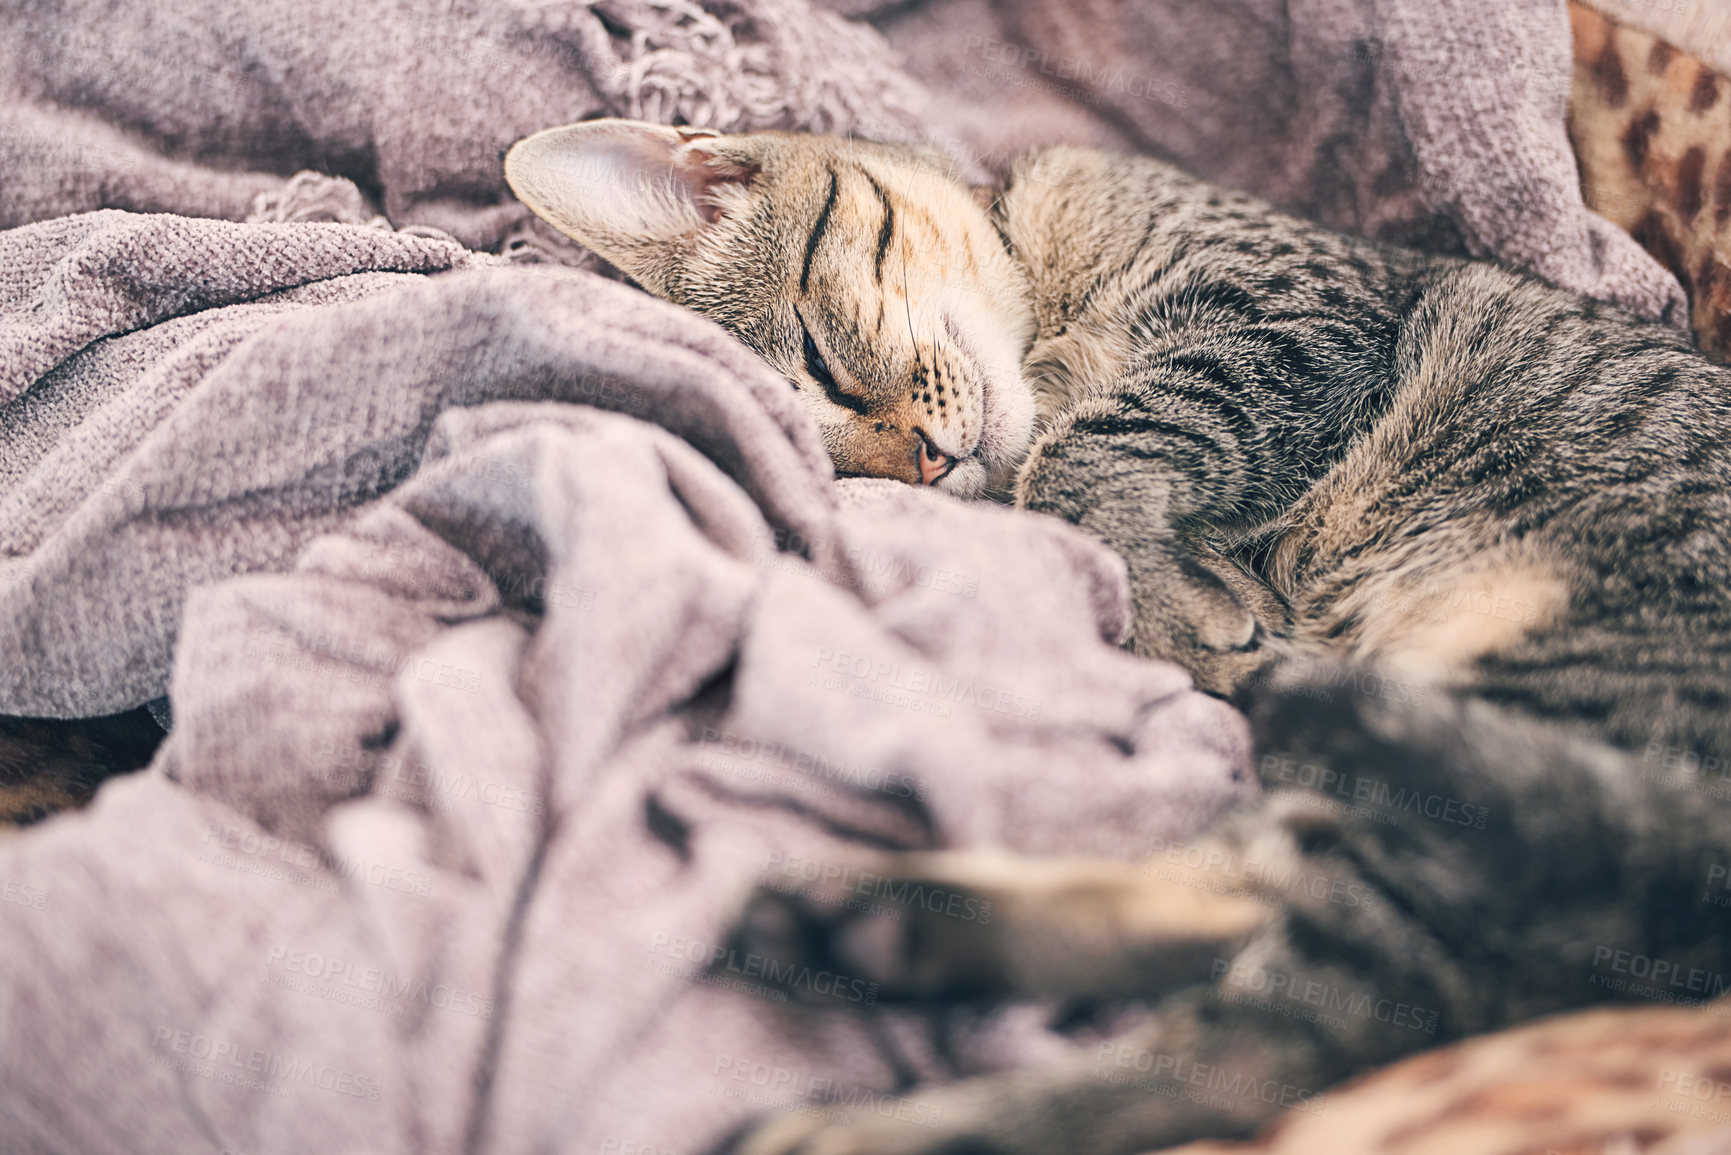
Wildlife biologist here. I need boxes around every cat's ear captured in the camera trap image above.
[504,119,760,292]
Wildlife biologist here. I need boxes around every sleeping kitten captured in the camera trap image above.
[506,122,1731,1154]
[507,120,1038,497]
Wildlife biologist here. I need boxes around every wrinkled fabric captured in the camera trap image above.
[0,0,931,251]
[860,0,1689,326]
[0,0,1687,320]
[0,0,1691,1147]
[0,210,1253,1154]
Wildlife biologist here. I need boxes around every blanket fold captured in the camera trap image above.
[0,210,1252,1155]
[0,0,1687,325]
[0,212,845,716]
[0,0,1699,1149]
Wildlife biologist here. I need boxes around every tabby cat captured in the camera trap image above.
[506,122,1731,1154]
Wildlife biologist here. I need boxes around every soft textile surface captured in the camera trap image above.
[0,0,933,253]
[0,0,1699,1151]
[860,0,1690,326]
[0,0,1689,321]
[0,210,1254,1153]
[1576,0,1731,77]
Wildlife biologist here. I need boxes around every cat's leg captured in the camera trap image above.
[729,991,1336,1155]
[720,823,1412,1155]
[1013,324,1362,693]
[1015,411,1267,693]
[720,676,1731,1154]
[1022,470,1288,693]
[729,849,1272,1003]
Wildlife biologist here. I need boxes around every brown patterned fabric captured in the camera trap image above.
[1158,1000,1731,1155]
[1570,1,1731,360]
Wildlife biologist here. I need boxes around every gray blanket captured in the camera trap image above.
[1,0,1687,320]
[0,0,1689,1152]
[0,211,1252,1153]
[852,0,1688,326]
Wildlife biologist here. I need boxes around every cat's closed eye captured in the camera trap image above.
[797,312,869,416]
[502,119,1037,494]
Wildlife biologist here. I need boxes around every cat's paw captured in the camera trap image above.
[725,850,1270,1003]
[730,1107,936,1155]
[1122,537,1275,696]
[729,1095,1069,1155]
[722,1020,1278,1155]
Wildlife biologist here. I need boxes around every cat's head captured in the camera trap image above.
[504,120,1036,496]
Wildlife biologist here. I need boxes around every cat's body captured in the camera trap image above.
[1007,146,1731,760]
[507,119,1731,1154]
[511,123,1731,757]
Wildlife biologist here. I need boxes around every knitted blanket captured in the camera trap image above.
[0,1,1684,1152]
[0,208,1253,1154]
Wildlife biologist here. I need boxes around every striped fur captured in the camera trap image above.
[506,122,1036,494]
[510,121,1731,764]
[501,123,1731,1154]
[1002,145,1731,762]
[0,707,166,827]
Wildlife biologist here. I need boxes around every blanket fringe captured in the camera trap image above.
[507,0,931,139]
[246,171,392,229]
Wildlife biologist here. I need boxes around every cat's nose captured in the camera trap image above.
[916,433,955,485]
